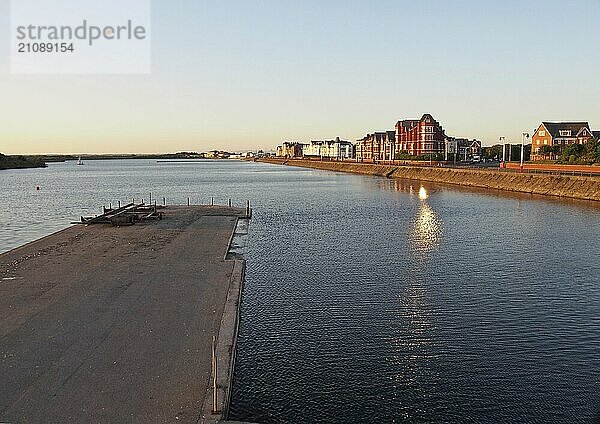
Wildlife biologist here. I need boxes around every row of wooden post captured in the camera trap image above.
[105,196,249,211]
[104,197,251,221]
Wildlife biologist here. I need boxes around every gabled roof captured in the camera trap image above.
[593,131,600,139]
[396,119,420,129]
[541,122,590,138]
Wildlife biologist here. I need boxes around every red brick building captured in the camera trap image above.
[396,114,446,156]
[531,122,595,161]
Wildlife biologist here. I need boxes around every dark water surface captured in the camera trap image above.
[1,160,599,423]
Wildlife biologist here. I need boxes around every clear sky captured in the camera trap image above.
[1,0,599,154]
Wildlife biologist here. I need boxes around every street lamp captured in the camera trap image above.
[500,136,506,165]
[520,132,530,173]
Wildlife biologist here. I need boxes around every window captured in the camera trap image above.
[544,140,548,145]
[424,126,434,133]
[539,130,546,136]
[559,130,571,137]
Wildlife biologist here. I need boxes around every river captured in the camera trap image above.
[1,159,599,423]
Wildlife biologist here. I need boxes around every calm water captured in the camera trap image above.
[1,160,599,423]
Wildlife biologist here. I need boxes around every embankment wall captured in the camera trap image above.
[257,158,600,201]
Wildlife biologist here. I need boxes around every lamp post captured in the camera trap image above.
[500,136,506,166]
[520,132,530,173]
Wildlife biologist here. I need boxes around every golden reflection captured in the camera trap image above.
[418,186,428,200]
[386,276,436,410]
[411,203,442,253]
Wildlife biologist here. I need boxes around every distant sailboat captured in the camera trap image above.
[76,156,84,166]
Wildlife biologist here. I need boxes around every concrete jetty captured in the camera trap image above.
[0,205,250,423]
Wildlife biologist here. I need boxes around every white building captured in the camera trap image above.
[302,137,354,159]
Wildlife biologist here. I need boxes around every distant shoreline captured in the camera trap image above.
[1,154,243,169]
[0,154,47,170]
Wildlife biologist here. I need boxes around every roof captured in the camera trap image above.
[310,138,351,145]
[592,131,600,139]
[396,119,420,129]
[357,131,395,143]
[541,122,590,138]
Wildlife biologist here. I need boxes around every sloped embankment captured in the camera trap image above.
[257,158,600,201]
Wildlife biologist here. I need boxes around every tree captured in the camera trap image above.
[561,144,585,162]
[483,144,503,160]
[582,138,600,163]
[539,145,553,157]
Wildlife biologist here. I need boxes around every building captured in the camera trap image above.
[355,131,395,161]
[276,141,306,158]
[302,137,354,159]
[531,122,595,160]
[205,150,231,159]
[447,137,482,160]
[396,114,446,156]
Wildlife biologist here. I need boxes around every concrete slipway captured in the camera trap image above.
[0,205,251,423]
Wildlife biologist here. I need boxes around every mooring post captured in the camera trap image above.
[212,335,218,414]
[163,197,166,206]
[211,197,214,206]
[246,200,250,216]
[149,192,152,204]
[228,199,232,207]
[187,197,190,206]
[118,200,121,208]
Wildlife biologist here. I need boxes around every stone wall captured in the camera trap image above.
[256,158,600,201]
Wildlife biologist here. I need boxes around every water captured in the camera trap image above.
[1,160,599,423]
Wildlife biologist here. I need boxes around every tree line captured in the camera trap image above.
[0,154,47,170]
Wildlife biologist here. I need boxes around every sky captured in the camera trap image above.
[0,0,599,154]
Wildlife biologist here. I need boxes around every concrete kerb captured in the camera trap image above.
[200,218,249,424]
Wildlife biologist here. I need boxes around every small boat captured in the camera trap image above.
[77,156,84,166]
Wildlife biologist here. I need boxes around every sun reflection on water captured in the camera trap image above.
[411,202,442,254]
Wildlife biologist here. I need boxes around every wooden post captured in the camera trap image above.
[246,200,250,216]
[118,200,121,208]
[149,192,152,204]
[211,197,214,206]
[109,202,112,210]
[187,197,190,206]
[228,199,232,207]
[212,335,218,414]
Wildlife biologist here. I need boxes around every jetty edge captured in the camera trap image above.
[255,158,600,202]
[0,204,250,423]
